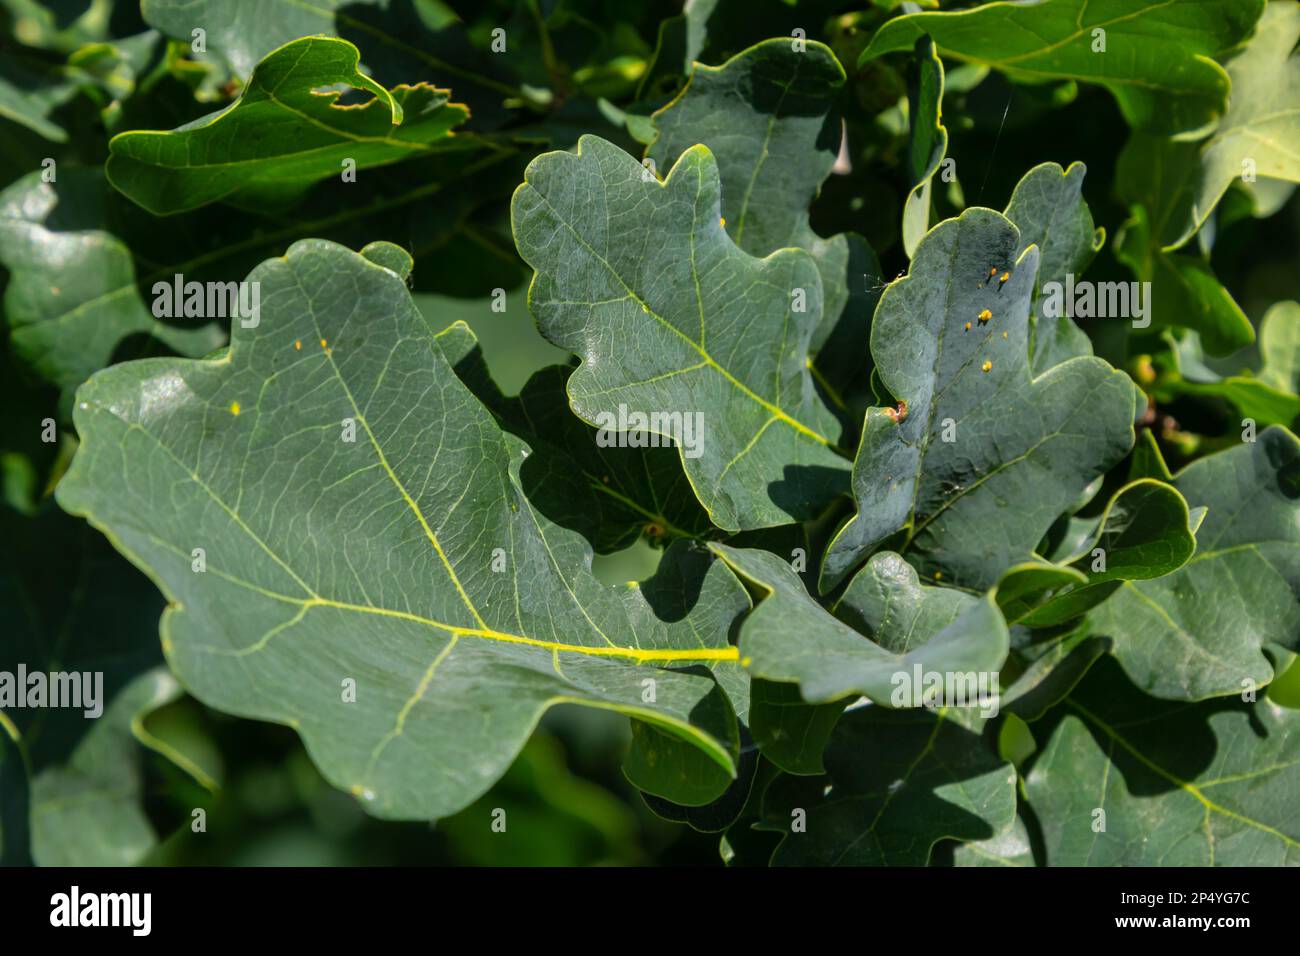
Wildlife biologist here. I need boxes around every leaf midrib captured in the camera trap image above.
[93,404,738,666]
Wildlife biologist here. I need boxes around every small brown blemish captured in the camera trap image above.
[982,360,992,373]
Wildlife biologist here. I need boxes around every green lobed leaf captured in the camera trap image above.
[822,207,1136,592]
[1089,426,1300,700]
[712,545,1009,707]
[106,36,470,215]
[512,134,850,532]
[1025,657,1300,865]
[646,38,882,407]
[859,0,1266,136]
[55,238,754,821]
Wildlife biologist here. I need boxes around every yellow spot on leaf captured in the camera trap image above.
[999,271,1010,283]
[720,216,726,227]
[1002,331,1008,339]
[982,360,992,373]
[989,267,998,277]
[294,339,301,350]
[740,656,752,667]
[978,309,992,323]
[229,401,241,415]
[320,338,328,348]
[964,321,972,331]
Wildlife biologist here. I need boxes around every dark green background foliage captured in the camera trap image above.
[2,0,1298,866]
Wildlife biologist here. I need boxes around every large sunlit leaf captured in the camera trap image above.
[512,134,851,532]
[56,238,752,821]
[822,207,1135,592]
